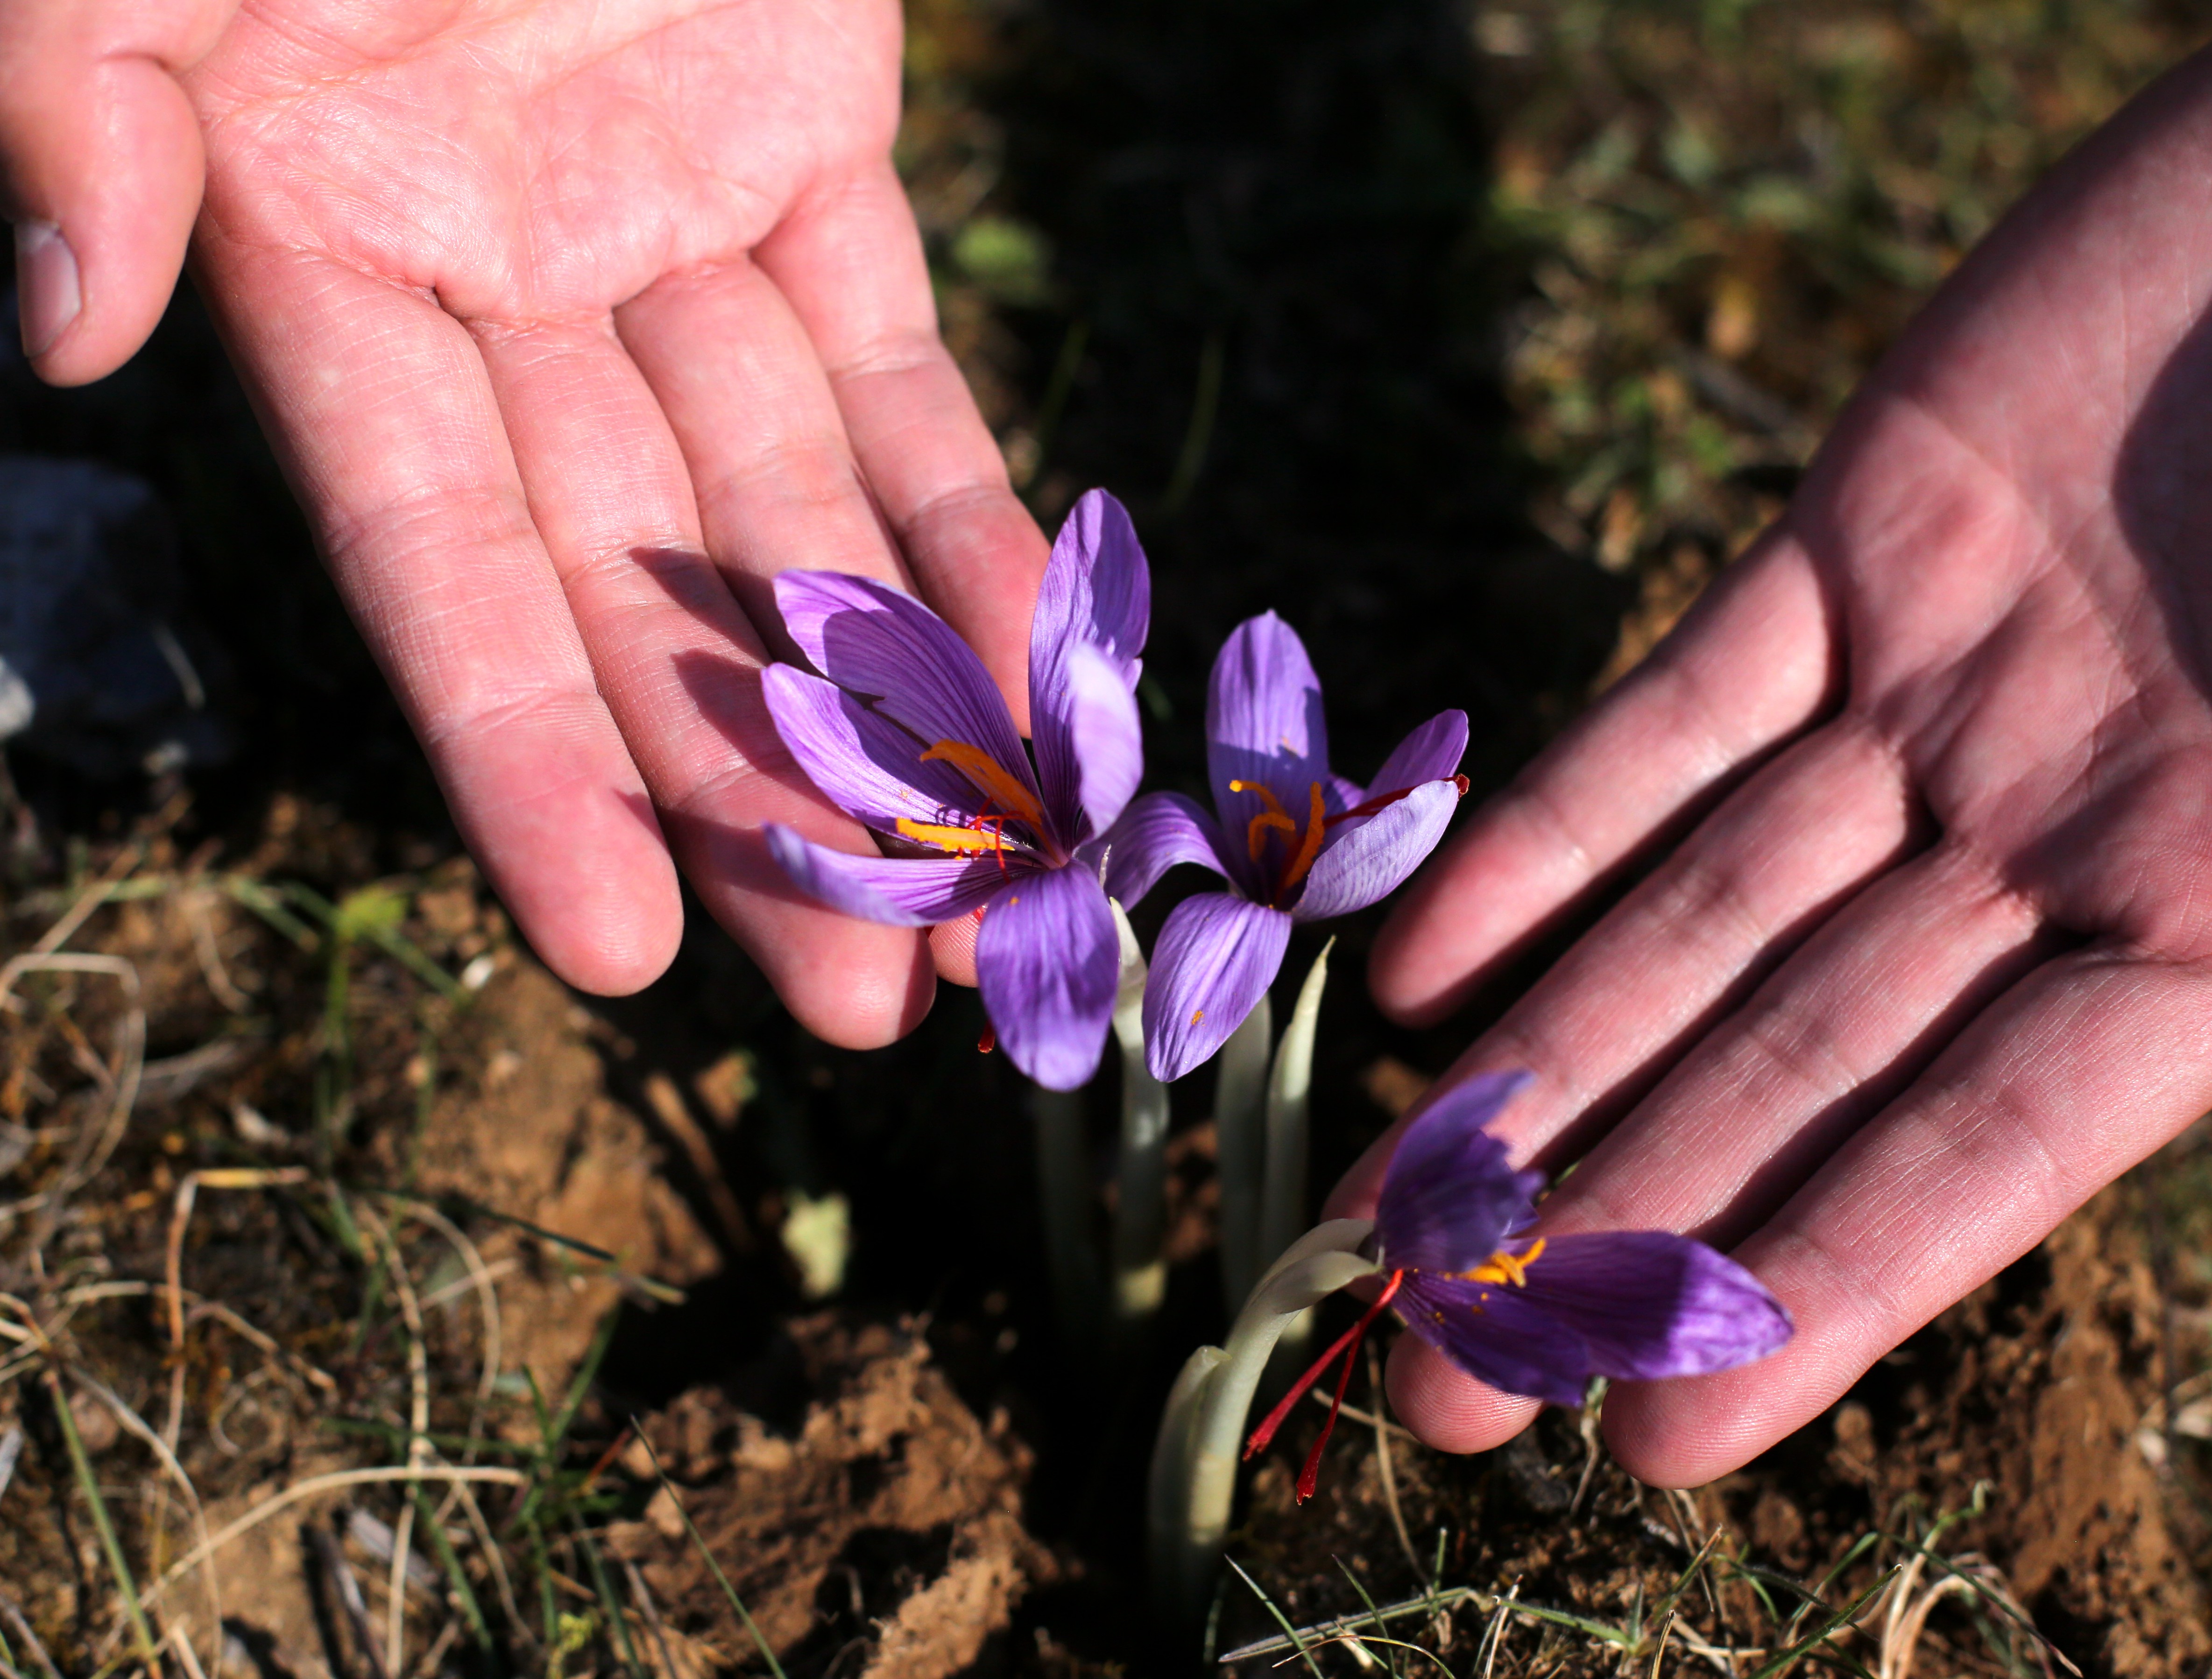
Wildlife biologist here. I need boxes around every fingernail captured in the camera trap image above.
[14,220,81,359]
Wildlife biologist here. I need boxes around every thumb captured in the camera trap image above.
[0,0,239,385]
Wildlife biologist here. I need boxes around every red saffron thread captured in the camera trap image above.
[977,1023,996,1054]
[1242,1269,1405,1503]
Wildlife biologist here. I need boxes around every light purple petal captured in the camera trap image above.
[764,824,1014,928]
[1292,778,1461,921]
[1100,792,1234,908]
[1512,1233,1793,1381]
[1140,892,1293,1083]
[975,861,1119,1091]
[1365,711,1469,799]
[1396,1272,1592,1407]
[762,664,987,831]
[1032,488,1149,684]
[1206,613,1331,900]
[1055,640,1144,843]
[1375,1071,1539,1274]
[773,571,1039,815]
[1032,492,1150,842]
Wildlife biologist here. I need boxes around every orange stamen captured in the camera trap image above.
[921,740,1046,830]
[1228,779,1297,861]
[1244,1269,1405,1504]
[1276,781,1329,903]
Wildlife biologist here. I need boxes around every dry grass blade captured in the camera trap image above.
[309,1520,391,1679]
[141,1465,529,1611]
[2,953,145,1252]
[0,1589,62,1679]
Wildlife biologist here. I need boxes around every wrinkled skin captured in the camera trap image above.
[1335,48,2212,1484]
[0,0,1035,1027]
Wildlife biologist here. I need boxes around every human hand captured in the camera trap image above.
[1332,47,2212,1484]
[0,0,1043,1033]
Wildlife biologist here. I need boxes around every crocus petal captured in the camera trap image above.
[1293,778,1460,921]
[1057,640,1145,843]
[1100,792,1234,907]
[1032,494,1150,844]
[764,824,1012,928]
[1140,892,1293,1082]
[1374,1071,1541,1273]
[1396,1272,1593,1407]
[1511,1233,1793,1381]
[1364,710,1469,803]
[762,664,987,830]
[1032,488,1149,684]
[975,860,1120,1091]
[774,571,1039,810]
[1206,613,1331,899]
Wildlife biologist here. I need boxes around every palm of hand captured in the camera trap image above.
[1354,53,2212,1481]
[174,0,1043,1029]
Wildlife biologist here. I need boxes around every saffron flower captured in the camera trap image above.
[760,490,1148,1091]
[1105,611,1469,1081]
[1246,1071,1792,1501]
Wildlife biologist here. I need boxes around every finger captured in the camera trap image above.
[1538,840,2051,1245]
[757,162,1050,726]
[0,0,235,381]
[616,260,919,647]
[1328,713,1919,1222]
[1603,944,2212,1485]
[1370,532,1837,1027]
[469,315,936,1044]
[194,245,675,995]
[930,914,981,988]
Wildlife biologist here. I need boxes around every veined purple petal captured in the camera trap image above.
[1375,1071,1539,1273]
[1032,492,1150,843]
[1292,778,1460,921]
[774,571,1039,814]
[1056,641,1144,843]
[1396,1272,1592,1407]
[764,824,1014,928]
[1032,488,1149,683]
[1364,711,1470,802]
[975,860,1120,1091]
[1206,613,1332,900]
[1100,792,1233,908]
[1141,892,1293,1082]
[1511,1233,1792,1380]
[762,664,987,831]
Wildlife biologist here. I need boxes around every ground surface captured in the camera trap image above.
[4,1,2212,1676]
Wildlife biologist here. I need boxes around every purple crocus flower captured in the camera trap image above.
[1104,612,1469,1082]
[1247,1072,1791,1500]
[759,489,1148,1091]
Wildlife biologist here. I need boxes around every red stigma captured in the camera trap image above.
[977,1023,996,1054]
[1242,1269,1405,1503]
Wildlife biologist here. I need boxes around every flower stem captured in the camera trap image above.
[1257,941,1333,1378]
[1212,992,1273,1319]
[1110,902,1170,1339]
[1031,1081,1098,1353]
[1146,1217,1378,1629]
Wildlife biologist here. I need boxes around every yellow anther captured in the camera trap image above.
[1229,779,1298,861]
[895,818,1004,854]
[920,739,1046,829]
[1459,1236,1545,1288]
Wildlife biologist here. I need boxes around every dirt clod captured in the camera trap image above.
[610,1314,1055,1677]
